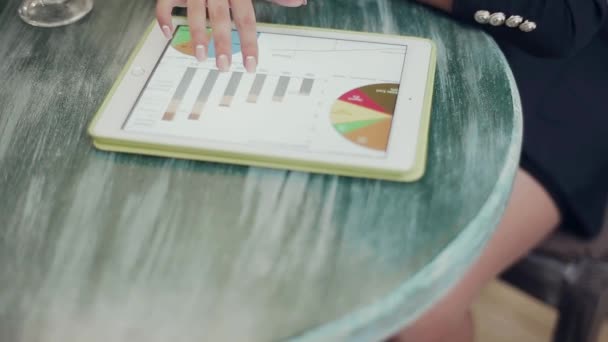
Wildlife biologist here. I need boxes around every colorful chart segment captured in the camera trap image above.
[330,84,399,151]
[171,26,253,58]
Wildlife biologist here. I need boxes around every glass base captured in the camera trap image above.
[19,0,93,28]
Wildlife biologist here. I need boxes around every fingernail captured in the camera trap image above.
[267,0,306,6]
[195,45,207,62]
[244,56,257,73]
[217,54,230,72]
[162,25,172,40]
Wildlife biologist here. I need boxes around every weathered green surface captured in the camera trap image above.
[0,0,520,340]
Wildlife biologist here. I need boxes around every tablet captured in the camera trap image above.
[88,17,436,181]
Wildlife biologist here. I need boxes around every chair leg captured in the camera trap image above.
[552,260,608,342]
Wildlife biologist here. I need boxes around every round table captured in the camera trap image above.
[0,0,521,340]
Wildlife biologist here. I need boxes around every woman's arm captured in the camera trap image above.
[416,0,608,58]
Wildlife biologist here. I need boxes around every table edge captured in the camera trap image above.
[288,35,523,342]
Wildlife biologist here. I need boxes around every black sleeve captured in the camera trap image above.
[452,0,608,57]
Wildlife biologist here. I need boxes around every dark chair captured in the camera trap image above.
[501,207,608,342]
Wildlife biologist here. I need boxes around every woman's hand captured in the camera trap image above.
[156,0,307,73]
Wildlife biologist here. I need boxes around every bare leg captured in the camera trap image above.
[390,169,561,342]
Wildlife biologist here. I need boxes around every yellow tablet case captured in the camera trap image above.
[88,19,437,182]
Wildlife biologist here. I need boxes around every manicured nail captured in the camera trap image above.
[195,45,207,62]
[217,54,230,72]
[267,0,306,6]
[244,56,257,73]
[162,25,172,40]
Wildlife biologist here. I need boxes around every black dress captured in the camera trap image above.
[451,0,608,238]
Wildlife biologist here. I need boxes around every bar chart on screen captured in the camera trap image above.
[159,68,317,122]
[140,66,322,123]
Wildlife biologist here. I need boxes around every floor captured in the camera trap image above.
[473,280,608,342]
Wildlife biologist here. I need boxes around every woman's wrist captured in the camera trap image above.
[415,0,454,13]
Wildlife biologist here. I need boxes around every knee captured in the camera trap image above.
[389,308,474,342]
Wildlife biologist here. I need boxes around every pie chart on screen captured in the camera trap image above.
[330,83,399,151]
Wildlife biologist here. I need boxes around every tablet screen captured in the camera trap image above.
[122,26,407,159]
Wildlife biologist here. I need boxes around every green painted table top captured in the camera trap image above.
[0,0,521,341]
